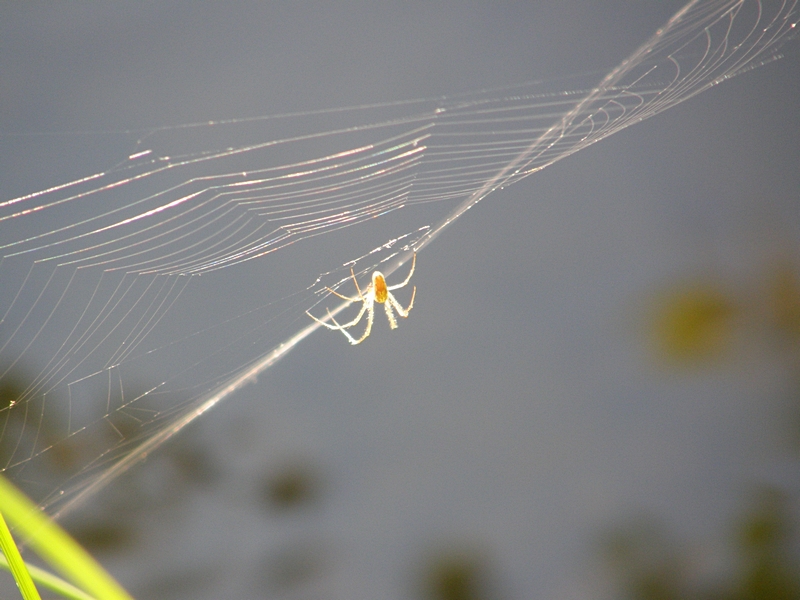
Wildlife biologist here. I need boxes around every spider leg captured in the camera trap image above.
[325,308,359,335]
[306,296,368,330]
[331,296,371,329]
[387,286,415,318]
[384,300,398,329]
[323,267,368,302]
[350,267,366,300]
[324,287,360,302]
[342,300,375,345]
[306,309,347,331]
[387,253,416,291]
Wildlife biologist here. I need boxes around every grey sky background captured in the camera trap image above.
[2,2,800,598]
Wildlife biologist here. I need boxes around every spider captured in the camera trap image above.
[307,254,416,345]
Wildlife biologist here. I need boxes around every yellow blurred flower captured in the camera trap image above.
[651,283,736,364]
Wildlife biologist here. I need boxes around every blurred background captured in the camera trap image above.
[1,1,799,598]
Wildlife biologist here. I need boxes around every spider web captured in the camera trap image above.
[0,0,797,515]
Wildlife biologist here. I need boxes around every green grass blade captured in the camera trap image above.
[0,508,42,600]
[0,476,133,600]
[0,554,96,600]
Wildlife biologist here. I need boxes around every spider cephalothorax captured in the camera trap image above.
[306,254,416,345]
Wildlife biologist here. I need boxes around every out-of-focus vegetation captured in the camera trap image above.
[0,373,79,499]
[417,544,495,600]
[4,256,799,598]
[258,459,327,594]
[648,258,800,439]
[736,488,800,600]
[607,257,800,600]
[649,259,800,366]
[650,282,737,364]
[600,488,800,600]
[260,459,323,512]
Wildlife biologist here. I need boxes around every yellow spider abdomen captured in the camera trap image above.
[373,272,388,303]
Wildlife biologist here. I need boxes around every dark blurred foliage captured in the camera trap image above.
[600,518,685,600]
[260,459,323,512]
[0,363,220,555]
[65,428,220,554]
[134,565,222,600]
[256,459,328,594]
[67,521,136,554]
[4,258,799,597]
[734,488,800,600]
[0,370,82,497]
[417,545,496,600]
[611,258,800,600]
[600,488,800,600]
